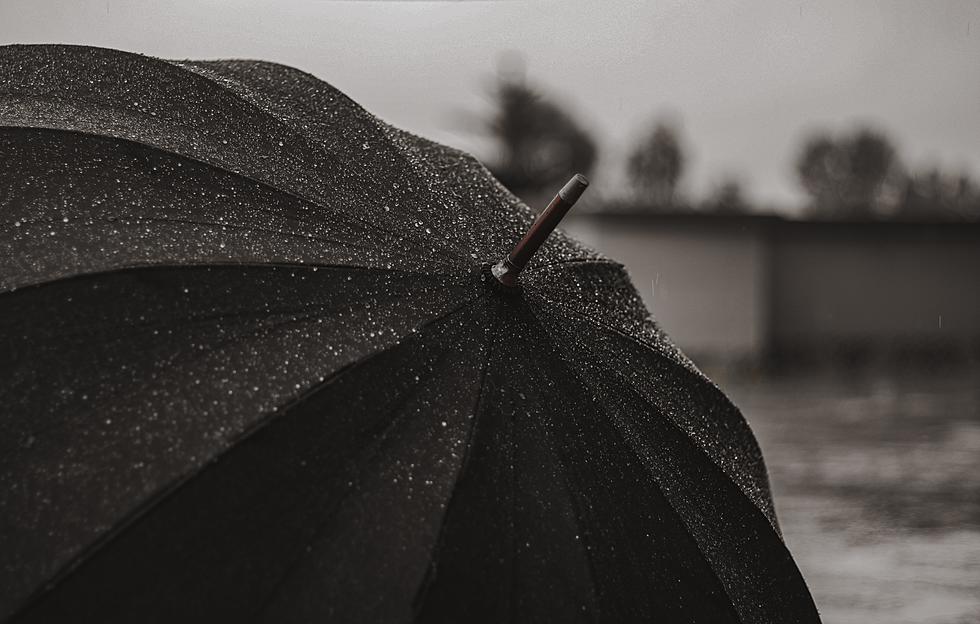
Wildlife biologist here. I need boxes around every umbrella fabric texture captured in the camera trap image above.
[0,44,819,623]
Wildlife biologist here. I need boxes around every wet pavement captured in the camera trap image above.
[719,366,980,624]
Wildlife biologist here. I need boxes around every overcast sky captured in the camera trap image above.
[3,0,978,211]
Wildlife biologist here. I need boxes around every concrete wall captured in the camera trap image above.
[770,222,980,354]
[565,214,769,362]
[566,213,980,363]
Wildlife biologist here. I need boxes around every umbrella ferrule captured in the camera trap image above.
[492,173,589,287]
[490,256,521,287]
[558,173,589,204]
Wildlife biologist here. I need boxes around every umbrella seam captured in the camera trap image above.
[531,386,603,622]
[0,307,332,448]
[522,316,747,624]
[601,371,815,621]
[526,308,817,619]
[2,201,394,257]
[245,307,484,621]
[164,60,480,262]
[530,258,624,272]
[409,306,498,618]
[525,290,695,373]
[6,293,486,620]
[0,261,464,296]
[2,300,438,459]
[0,124,464,266]
[0,291,464,450]
[528,292,779,532]
[23,217,439,270]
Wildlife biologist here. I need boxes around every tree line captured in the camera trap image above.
[482,76,980,220]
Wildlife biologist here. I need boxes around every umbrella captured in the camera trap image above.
[0,44,819,623]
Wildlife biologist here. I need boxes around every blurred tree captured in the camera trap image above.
[627,122,685,207]
[796,135,842,210]
[485,78,597,201]
[897,168,980,220]
[704,178,749,214]
[796,128,897,218]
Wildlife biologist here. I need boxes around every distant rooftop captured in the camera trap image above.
[573,208,980,234]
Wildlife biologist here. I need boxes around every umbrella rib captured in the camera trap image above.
[530,258,624,272]
[508,365,517,624]
[530,383,603,619]
[246,318,478,621]
[585,368,818,622]
[14,289,479,448]
[522,318,746,624]
[82,213,421,257]
[3,276,473,427]
[3,209,388,257]
[524,288,692,376]
[1,261,462,296]
[536,308,812,622]
[4,282,481,459]
[575,376,747,623]
[164,60,481,262]
[527,293,777,528]
[8,294,487,618]
[1,305,358,456]
[0,125,463,266]
[174,61,481,262]
[409,309,498,616]
[5,302,329,348]
[247,297,495,620]
[526,291,708,393]
[378,126,541,266]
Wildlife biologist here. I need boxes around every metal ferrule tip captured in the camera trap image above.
[558,173,589,204]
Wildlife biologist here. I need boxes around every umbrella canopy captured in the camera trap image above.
[0,44,819,623]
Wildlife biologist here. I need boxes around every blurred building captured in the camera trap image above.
[565,213,980,367]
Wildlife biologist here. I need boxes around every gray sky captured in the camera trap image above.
[3,0,979,211]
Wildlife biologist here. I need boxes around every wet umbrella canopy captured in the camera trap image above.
[0,45,819,623]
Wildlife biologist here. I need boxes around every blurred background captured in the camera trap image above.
[3,1,979,621]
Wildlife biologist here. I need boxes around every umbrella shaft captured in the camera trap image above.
[493,174,589,286]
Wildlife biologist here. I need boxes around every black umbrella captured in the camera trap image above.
[0,44,819,623]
